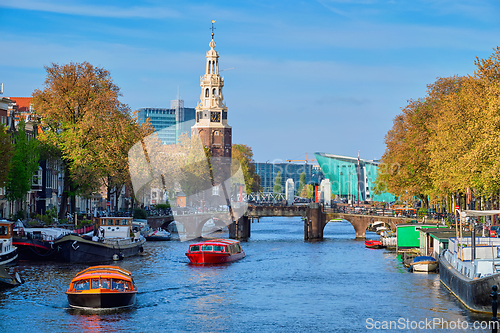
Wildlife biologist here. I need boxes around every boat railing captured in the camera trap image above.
[102,237,137,247]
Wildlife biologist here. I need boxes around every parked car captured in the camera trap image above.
[490,225,500,237]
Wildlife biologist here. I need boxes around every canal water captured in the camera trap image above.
[0,218,495,332]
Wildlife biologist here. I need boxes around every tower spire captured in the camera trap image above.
[211,20,216,40]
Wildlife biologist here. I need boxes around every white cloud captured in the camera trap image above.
[0,0,180,19]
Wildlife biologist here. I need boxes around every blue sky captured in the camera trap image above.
[2,0,500,163]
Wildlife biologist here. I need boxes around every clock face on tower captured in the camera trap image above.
[210,111,221,122]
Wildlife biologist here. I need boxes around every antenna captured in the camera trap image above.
[0,83,3,95]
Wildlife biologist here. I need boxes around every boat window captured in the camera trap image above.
[122,219,128,225]
[74,279,90,291]
[201,245,213,251]
[214,246,224,252]
[101,278,111,289]
[91,278,99,289]
[190,245,200,252]
[112,279,126,291]
[0,226,7,236]
[115,220,120,226]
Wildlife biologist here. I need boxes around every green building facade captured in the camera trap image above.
[315,152,394,203]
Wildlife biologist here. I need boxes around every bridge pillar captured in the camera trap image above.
[305,203,325,240]
[229,215,250,240]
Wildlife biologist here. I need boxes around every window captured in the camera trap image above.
[112,279,126,291]
[201,245,213,251]
[205,88,209,97]
[214,246,224,252]
[91,279,99,289]
[32,167,42,186]
[101,278,111,289]
[74,280,90,291]
[190,245,200,252]
[213,88,217,97]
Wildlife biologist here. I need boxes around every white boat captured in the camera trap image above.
[410,256,438,272]
[439,210,500,313]
[0,220,18,265]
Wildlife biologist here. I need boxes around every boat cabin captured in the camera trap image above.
[0,220,14,255]
[93,217,133,239]
[66,266,136,293]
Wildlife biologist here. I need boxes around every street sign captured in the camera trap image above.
[455,205,459,210]
[106,202,111,207]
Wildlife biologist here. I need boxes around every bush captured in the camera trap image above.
[155,203,171,210]
[133,208,147,219]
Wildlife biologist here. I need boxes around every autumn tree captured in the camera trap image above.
[376,76,465,208]
[32,62,152,218]
[0,124,13,187]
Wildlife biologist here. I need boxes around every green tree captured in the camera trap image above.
[297,172,306,195]
[274,170,282,193]
[0,124,14,187]
[232,144,261,193]
[5,119,40,211]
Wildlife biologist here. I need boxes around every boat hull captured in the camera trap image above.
[67,292,137,309]
[412,261,438,272]
[0,248,18,266]
[186,251,245,264]
[54,235,145,263]
[439,251,500,313]
[13,238,58,261]
[364,240,384,249]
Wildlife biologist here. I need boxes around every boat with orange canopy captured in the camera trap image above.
[186,239,245,264]
[65,265,137,309]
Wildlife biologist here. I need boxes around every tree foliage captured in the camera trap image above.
[5,120,40,202]
[274,170,282,193]
[32,62,153,216]
[232,144,261,193]
[0,124,14,187]
[297,172,306,195]
[378,46,500,207]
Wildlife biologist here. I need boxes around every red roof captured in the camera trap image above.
[9,97,32,113]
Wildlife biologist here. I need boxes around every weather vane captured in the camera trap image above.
[211,20,216,39]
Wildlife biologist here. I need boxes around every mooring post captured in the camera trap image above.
[492,285,498,333]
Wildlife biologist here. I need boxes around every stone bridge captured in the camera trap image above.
[151,204,414,240]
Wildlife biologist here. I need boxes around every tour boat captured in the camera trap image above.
[54,217,145,263]
[65,265,137,309]
[364,240,384,249]
[409,256,438,272]
[186,239,245,264]
[0,220,18,265]
[439,210,500,313]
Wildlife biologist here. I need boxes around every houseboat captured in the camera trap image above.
[0,220,18,266]
[13,223,72,261]
[186,239,245,264]
[439,210,500,313]
[65,265,137,309]
[54,217,145,263]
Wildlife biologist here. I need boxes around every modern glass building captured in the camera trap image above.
[138,100,196,145]
[253,162,325,193]
[315,152,395,203]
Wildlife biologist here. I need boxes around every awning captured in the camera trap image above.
[461,210,500,217]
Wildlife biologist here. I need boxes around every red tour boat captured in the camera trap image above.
[365,240,384,249]
[186,239,245,264]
